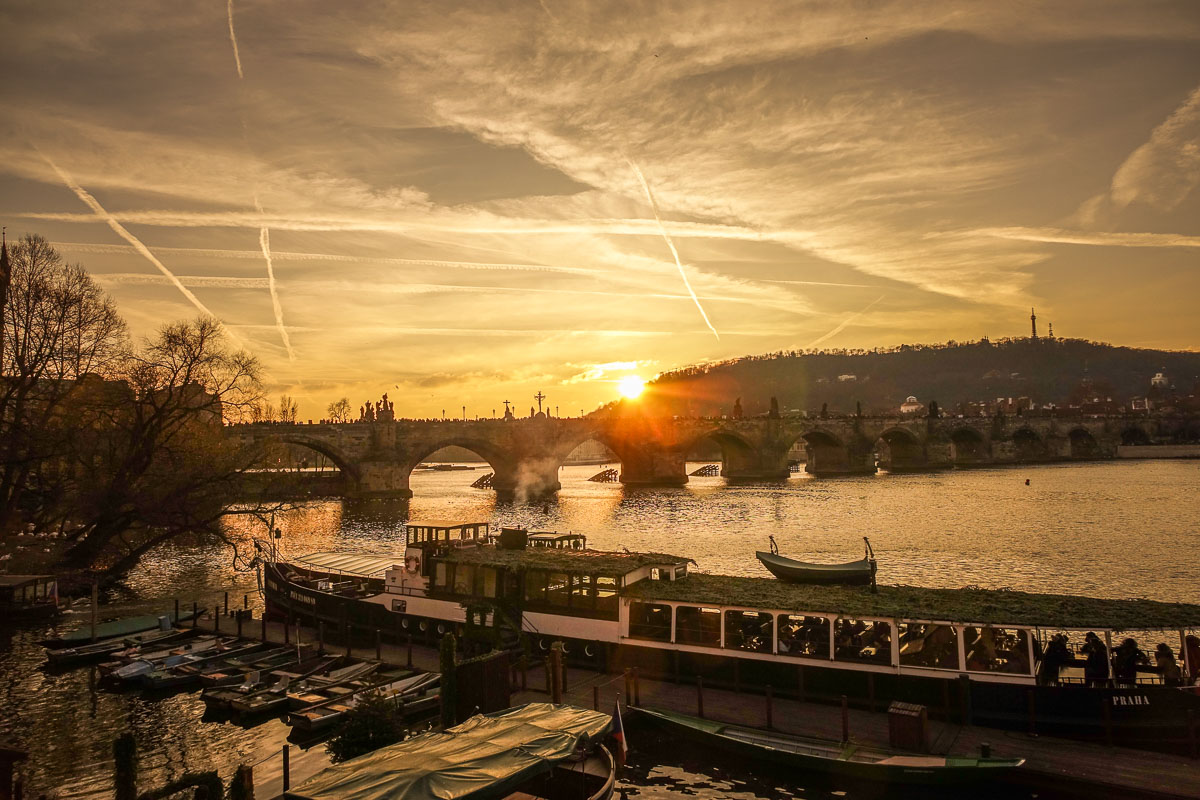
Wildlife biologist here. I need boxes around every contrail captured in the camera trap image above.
[807,294,886,348]
[627,161,720,341]
[258,223,294,359]
[226,0,244,79]
[42,155,243,345]
[228,0,293,360]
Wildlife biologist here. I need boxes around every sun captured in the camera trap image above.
[617,375,645,399]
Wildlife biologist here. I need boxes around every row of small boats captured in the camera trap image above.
[43,622,442,736]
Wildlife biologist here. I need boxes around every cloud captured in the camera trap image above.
[806,294,887,348]
[1110,85,1200,211]
[977,227,1200,248]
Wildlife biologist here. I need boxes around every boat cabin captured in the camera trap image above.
[0,575,58,617]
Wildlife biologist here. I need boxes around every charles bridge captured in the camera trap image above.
[226,411,1195,500]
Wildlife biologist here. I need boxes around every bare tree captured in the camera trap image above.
[0,235,127,533]
[327,396,351,423]
[278,394,299,424]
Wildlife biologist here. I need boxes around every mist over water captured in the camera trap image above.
[2,460,1197,797]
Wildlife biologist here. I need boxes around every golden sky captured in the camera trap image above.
[2,1,1198,419]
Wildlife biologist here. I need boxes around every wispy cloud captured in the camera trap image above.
[226,0,244,79]
[627,160,720,340]
[258,221,295,359]
[1110,85,1200,212]
[977,227,1200,248]
[807,294,886,348]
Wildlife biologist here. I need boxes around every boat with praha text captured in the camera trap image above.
[261,520,1200,752]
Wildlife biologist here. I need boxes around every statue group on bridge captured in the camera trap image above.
[360,392,395,423]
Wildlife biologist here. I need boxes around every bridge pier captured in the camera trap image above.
[805,439,876,477]
[347,461,412,500]
[721,446,792,481]
[490,458,561,500]
[620,447,688,487]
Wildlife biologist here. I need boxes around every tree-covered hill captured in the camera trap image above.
[643,338,1200,417]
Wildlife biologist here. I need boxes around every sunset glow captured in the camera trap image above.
[617,375,646,400]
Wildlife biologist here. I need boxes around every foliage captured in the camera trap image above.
[640,338,1200,417]
[442,546,689,577]
[440,632,457,728]
[136,771,223,800]
[325,689,409,763]
[327,396,352,423]
[627,572,1200,630]
[114,732,137,800]
[226,765,254,800]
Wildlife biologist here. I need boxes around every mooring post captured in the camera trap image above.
[345,623,352,658]
[696,675,705,718]
[261,613,267,643]
[1103,698,1114,747]
[174,597,180,625]
[841,695,849,743]
[561,656,570,693]
[766,684,774,730]
[593,685,600,711]
[243,593,248,611]
[375,629,382,661]
[549,645,563,704]
[282,744,291,792]
[89,582,99,642]
[1026,689,1037,736]
[1188,709,1197,759]
[624,668,632,706]
[224,591,229,616]
[237,611,243,639]
[633,667,641,707]
[192,601,198,629]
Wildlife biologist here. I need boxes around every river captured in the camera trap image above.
[2,460,1197,798]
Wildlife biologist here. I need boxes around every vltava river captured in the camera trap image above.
[2,460,1198,797]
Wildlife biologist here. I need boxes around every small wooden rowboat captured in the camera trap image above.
[636,707,1024,786]
[755,551,875,585]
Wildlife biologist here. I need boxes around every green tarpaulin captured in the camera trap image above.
[286,703,613,800]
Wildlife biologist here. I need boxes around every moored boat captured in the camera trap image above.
[755,551,876,585]
[201,654,342,710]
[287,671,438,732]
[40,607,206,648]
[636,706,1024,786]
[231,660,379,717]
[283,703,615,800]
[45,627,198,668]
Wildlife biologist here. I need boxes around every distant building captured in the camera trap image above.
[1151,372,1168,389]
[899,395,923,414]
[837,374,857,382]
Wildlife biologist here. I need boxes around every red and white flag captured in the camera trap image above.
[612,699,628,765]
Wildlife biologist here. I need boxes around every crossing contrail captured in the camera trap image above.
[42,155,245,346]
[807,294,886,348]
[627,161,719,341]
[226,0,244,79]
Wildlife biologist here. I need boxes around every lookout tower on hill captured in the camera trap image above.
[1031,308,1038,342]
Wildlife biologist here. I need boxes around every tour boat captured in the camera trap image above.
[284,702,616,800]
[637,706,1024,785]
[261,520,1200,752]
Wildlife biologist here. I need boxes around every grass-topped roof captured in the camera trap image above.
[626,573,1200,630]
[440,545,689,577]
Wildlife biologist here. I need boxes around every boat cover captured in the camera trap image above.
[286,703,613,800]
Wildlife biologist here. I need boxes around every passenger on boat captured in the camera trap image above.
[1155,643,1183,687]
[1037,634,1071,686]
[1081,632,1110,687]
[1112,638,1149,686]
[1185,636,1200,684]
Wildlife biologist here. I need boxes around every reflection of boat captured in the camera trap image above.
[284,703,615,800]
[636,706,1024,786]
[756,550,876,586]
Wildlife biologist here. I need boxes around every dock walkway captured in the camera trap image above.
[194,613,1200,799]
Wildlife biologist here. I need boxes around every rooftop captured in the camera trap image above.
[293,552,400,578]
[441,545,689,578]
[0,575,54,587]
[627,573,1200,630]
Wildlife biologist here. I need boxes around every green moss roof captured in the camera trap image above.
[626,573,1200,630]
[440,546,689,577]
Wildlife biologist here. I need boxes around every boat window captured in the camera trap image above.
[834,619,891,665]
[479,567,498,599]
[899,623,960,670]
[595,577,618,615]
[628,602,672,642]
[434,562,448,590]
[547,572,570,606]
[675,606,721,647]
[777,615,830,659]
[524,570,547,603]
[569,576,597,610]
[453,564,475,595]
[964,626,1031,675]
[724,610,773,653]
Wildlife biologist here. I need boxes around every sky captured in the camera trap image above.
[2,1,1198,420]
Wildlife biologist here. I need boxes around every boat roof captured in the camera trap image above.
[405,519,488,531]
[286,703,612,800]
[627,573,1200,630]
[293,552,402,578]
[441,544,689,577]
[0,575,54,587]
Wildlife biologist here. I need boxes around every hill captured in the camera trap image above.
[642,338,1200,417]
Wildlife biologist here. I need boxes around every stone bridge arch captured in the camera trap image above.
[677,427,789,481]
[949,427,990,466]
[875,427,925,472]
[265,434,361,480]
[1067,427,1101,459]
